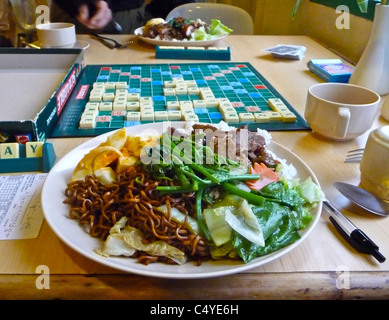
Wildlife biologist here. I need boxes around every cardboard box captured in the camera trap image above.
[0,48,85,142]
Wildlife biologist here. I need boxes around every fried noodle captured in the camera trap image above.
[63,166,210,265]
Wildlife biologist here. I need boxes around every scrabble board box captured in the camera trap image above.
[0,48,85,142]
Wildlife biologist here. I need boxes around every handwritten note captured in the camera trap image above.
[0,173,46,240]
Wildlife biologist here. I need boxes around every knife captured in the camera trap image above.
[323,200,386,263]
[334,182,389,217]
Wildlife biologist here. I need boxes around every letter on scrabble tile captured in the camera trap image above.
[163,88,176,96]
[183,114,199,121]
[126,101,140,111]
[268,98,289,113]
[254,112,270,123]
[79,116,96,128]
[239,113,255,123]
[192,100,206,108]
[154,111,169,121]
[99,101,113,111]
[166,100,180,110]
[104,82,116,90]
[167,110,181,120]
[25,141,44,158]
[280,110,297,122]
[115,81,128,89]
[127,93,140,101]
[102,92,115,102]
[126,111,141,121]
[0,143,19,159]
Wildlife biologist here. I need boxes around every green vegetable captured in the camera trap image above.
[203,206,233,246]
[209,19,233,37]
[191,19,233,40]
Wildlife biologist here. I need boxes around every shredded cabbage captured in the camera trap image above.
[96,217,187,265]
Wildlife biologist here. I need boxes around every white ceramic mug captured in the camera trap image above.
[360,126,389,200]
[36,22,76,48]
[304,83,381,140]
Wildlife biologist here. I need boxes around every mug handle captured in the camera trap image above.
[335,107,351,139]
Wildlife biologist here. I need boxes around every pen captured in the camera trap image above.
[323,200,386,263]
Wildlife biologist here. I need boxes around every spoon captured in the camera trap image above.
[334,182,389,217]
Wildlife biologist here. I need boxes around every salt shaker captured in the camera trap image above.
[360,126,389,200]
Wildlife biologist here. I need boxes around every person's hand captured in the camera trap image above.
[76,1,112,30]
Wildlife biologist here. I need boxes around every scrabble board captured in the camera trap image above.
[50,62,309,138]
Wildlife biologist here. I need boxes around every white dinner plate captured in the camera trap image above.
[134,27,227,47]
[41,122,322,279]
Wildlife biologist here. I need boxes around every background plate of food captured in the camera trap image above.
[134,17,231,47]
[41,122,323,279]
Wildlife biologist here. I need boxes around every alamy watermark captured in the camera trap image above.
[335,264,350,290]
[35,5,50,26]
[336,5,351,29]
[35,265,50,290]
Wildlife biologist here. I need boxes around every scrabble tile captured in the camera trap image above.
[193,100,207,108]
[268,98,287,111]
[267,111,283,121]
[202,93,215,101]
[179,101,193,110]
[113,101,127,111]
[89,88,104,96]
[164,80,175,88]
[154,111,169,121]
[140,103,153,111]
[183,114,199,121]
[115,81,128,89]
[104,82,116,89]
[127,93,140,101]
[115,89,127,95]
[166,100,180,109]
[204,98,218,107]
[254,112,270,122]
[140,97,152,103]
[187,87,200,95]
[85,102,100,108]
[126,111,141,121]
[99,102,113,111]
[93,82,105,90]
[239,112,255,122]
[0,143,19,159]
[89,92,103,102]
[167,110,182,120]
[280,111,297,122]
[126,101,140,111]
[187,46,205,50]
[83,106,99,115]
[79,116,96,128]
[174,79,186,87]
[175,86,188,95]
[102,92,115,102]
[223,113,239,123]
[81,111,97,119]
[163,88,176,96]
[141,110,154,121]
[185,80,198,87]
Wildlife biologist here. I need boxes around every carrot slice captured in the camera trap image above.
[246,162,279,191]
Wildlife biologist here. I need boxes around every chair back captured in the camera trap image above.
[166,3,254,35]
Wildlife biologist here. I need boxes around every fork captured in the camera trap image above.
[345,148,365,163]
[90,33,132,49]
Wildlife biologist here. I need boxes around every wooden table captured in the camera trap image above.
[1,34,389,300]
